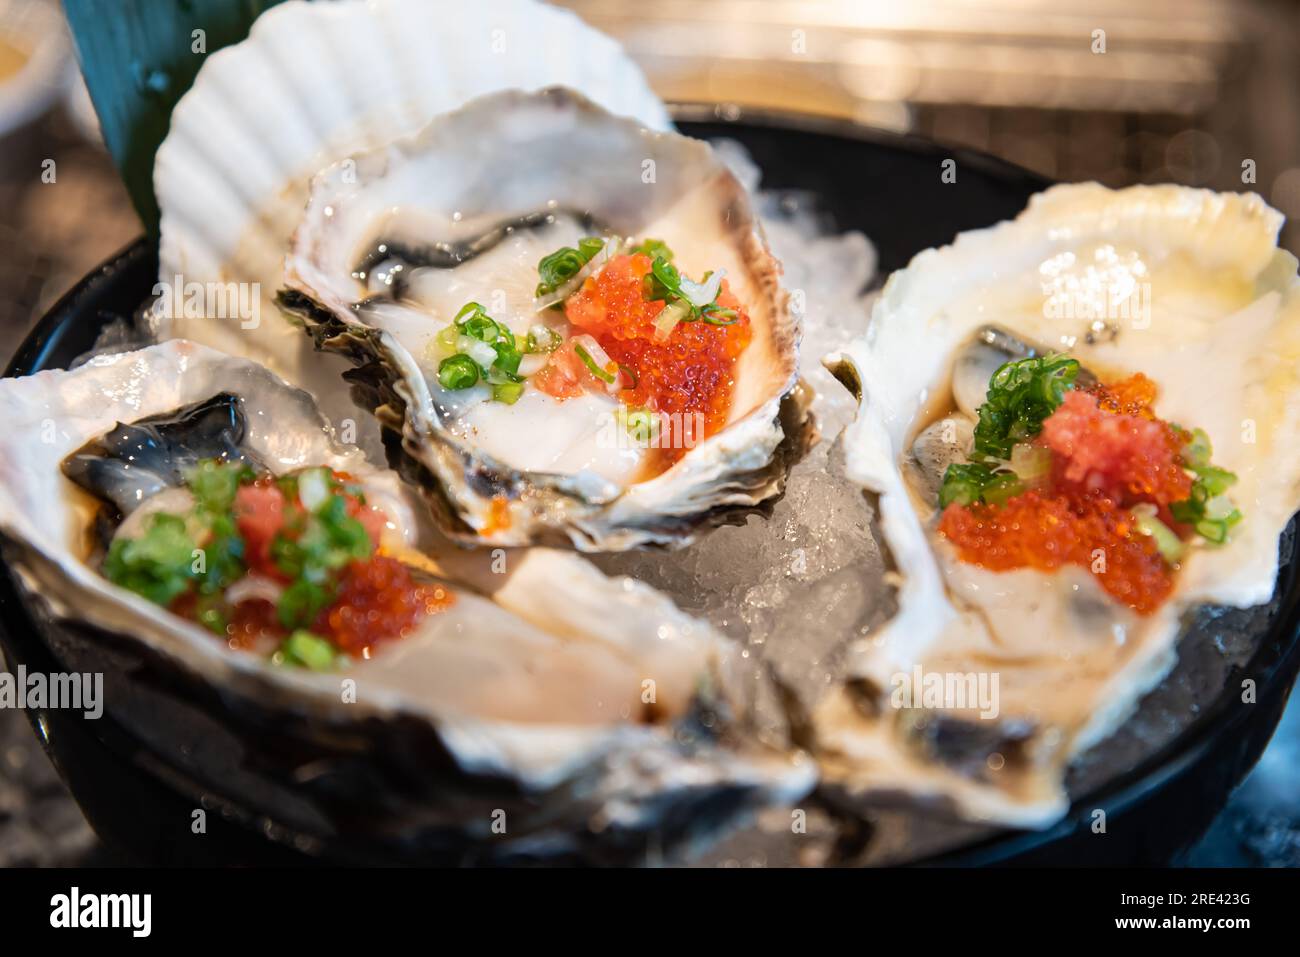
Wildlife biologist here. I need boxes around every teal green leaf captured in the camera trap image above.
[63,0,288,232]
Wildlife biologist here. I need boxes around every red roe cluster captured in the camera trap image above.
[317,556,452,656]
[938,374,1193,615]
[938,489,1174,614]
[232,474,450,656]
[1041,377,1192,509]
[534,253,752,466]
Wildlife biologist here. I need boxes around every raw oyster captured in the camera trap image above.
[151,0,670,456]
[819,184,1300,826]
[0,341,812,859]
[281,87,805,550]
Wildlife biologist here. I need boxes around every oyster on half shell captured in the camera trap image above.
[0,341,812,859]
[819,184,1300,826]
[151,0,671,458]
[280,87,806,551]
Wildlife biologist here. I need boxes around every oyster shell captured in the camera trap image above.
[819,184,1300,826]
[0,341,812,858]
[281,87,805,550]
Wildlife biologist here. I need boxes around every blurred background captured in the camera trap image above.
[4,0,1300,346]
[0,0,1297,864]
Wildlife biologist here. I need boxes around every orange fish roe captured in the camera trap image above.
[529,340,610,399]
[1040,384,1191,508]
[223,599,280,652]
[170,592,279,652]
[549,253,752,465]
[938,373,1197,616]
[316,556,453,656]
[482,495,512,536]
[1091,372,1159,418]
[938,490,1174,614]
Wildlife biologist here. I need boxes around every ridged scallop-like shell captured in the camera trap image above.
[151,0,670,439]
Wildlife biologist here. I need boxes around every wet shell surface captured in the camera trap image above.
[281,88,804,550]
[820,184,1300,825]
[0,341,813,853]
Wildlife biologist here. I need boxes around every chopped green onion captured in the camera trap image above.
[296,466,333,512]
[573,342,616,384]
[981,473,1024,506]
[618,406,659,444]
[649,256,688,305]
[435,323,459,350]
[1194,465,1236,498]
[275,472,300,502]
[702,306,739,326]
[1204,494,1236,520]
[450,301,523,380]
[1132,504,1185,564]
[1169,428,1242,546]
[457,335,499,370]
[651,299,692,341]
[279,630,338,671]
[645,255,738,335]
[938,462,1024,508]
[1009,442,1052,485]
[1194,512,1242,544]
[938,463,995,508]
[492,382,525,405]
[485,368,524,388]
[272,512,370,582]
[459,313,504,344]
[103,511,198,606]
[618,363,639,389]
[525,324,562,354]
[456,301,511,342]
[455,301,487,325]
[491,337,523,378]
[187,459,253,514]
[535,237,606,297]
[971,354,1080,462]
[276,578,334,630]
[1172,493,1243,543]
[678,269,725,310]
[319,494,374,553]
[634,238,673,260]
[438,354,480,390]
[1178,427,1214,470]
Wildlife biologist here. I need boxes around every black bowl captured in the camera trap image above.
[2,111,1297,866]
